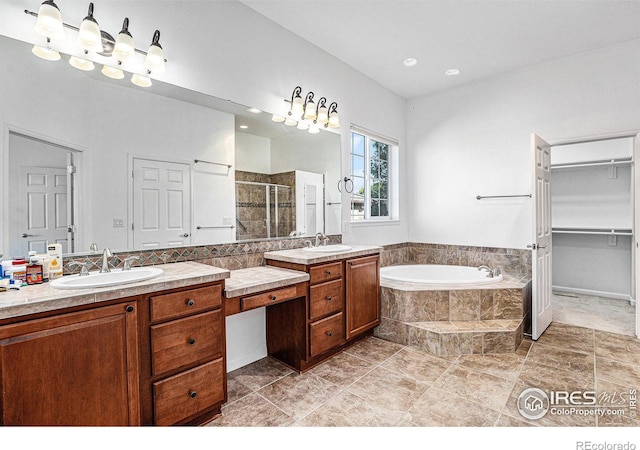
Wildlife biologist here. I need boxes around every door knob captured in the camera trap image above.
[21,233,33,238]
[181,233,190,237]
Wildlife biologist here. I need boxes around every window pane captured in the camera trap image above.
[352,154,365,177]
[352,133,365,156]
[351,176,365,196]
[379,200,388,217]
[379,180,388,199]
[370,199,379,217]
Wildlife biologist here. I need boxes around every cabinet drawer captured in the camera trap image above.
[151,310,223,376]
[309,312,344,357]
[241,285,298,312]
[309,279,343,321]
[153,358,225,426]
[309,262,343,284]
[150,284,222,322]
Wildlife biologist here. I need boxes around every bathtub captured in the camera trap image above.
[380,264,503,286]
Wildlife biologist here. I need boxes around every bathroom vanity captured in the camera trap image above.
[263,245,381,371]
[0,262,229,426]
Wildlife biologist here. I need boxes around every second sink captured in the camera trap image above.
[50,267,164,290]
[302,244,352,253]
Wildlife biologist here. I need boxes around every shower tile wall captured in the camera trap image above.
[235,171,296,240]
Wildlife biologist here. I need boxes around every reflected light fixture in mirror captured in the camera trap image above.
[101,64,124,79]
[69,51,95,71]
[32,37,60,61]
[131,72,152,87]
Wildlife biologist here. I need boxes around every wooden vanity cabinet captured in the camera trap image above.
[266,253,380,371]
[139,282,226,426]
[0,300,141,426]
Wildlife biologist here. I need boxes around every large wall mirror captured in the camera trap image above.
[0,35,342,258]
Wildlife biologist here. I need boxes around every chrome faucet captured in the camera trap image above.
[68,260,95,276]
[478,265,493,277]
[100,248,113,273]
[314,232,328,247]
[123,256,140,271]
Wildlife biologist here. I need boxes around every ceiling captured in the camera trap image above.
[240,0,640,99]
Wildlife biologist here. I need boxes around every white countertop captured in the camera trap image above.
[224,266,309,298]
[0,261,230,320]
[263,244,382,265]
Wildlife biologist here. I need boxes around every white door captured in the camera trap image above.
[132,159,191,250]
[18,166,70,255]
[531,134,553,340]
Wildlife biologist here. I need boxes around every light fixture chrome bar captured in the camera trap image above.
[476,194,532,200]
[24,9,167,60]
[193,159,232,168]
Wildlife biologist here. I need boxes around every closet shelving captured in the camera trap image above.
[550,136,635,302]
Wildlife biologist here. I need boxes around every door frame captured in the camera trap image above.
[543,130,639,339]
[127,154,194,250]
[2,124,85,255]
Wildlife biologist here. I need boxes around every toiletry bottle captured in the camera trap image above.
[26,252,43,285]
[47,243,63,279]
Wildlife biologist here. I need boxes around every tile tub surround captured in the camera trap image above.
[380,242,532,278]
[0,261,230,321]
[376,266,530,356]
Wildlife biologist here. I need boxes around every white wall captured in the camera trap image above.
[235,132,271,173]
[406,38,640,249]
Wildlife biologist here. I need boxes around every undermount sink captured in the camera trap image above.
[302,244,352,253]
[50,267,164,290]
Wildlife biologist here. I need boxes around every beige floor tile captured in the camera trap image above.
[527,342,595,373]
[518,359,595,392]
[343,336,404,364]
[407,386,500,426]
[595,379,640,426]
[207,392,294,427]
[455,353,525,381]
[257,372,342,420]
[433,364,515,412]
[309,351,376,388]
[227,357,293,392]
[534,322,595,353]
[596,357,640,389]
[381,346,453,383]
[347,365,430,416]
[294,391,401,426]
[595,330,640,366]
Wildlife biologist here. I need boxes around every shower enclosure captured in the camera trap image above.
[235,181,295,240]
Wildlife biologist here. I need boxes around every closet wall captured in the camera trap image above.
[551,136,635,301]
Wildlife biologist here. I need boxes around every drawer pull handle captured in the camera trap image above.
[270,295,277,301]
[188,338,196,345]
[326,331,332,337]
[326,296,332,302]
[186,299,195,307]
[125,305,134,313]
[189,391,197,399]
[325,270,331,275]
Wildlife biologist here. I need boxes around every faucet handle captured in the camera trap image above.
[68,260,94,276]
[123,256,140,271]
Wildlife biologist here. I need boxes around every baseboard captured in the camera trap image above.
[552,285,632,302]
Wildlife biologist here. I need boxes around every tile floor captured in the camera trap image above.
[207,323,640,427]
[553,292,636,336]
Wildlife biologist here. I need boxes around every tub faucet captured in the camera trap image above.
[100,248,113,273]
[478,265,494,277]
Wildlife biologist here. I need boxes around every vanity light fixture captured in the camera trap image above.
[284,86,340,133]
[25,3,167,88]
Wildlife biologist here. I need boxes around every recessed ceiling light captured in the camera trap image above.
[239,125,248,129]
[403,58,418,67]
[246,107,262,114]
[445,69,460,76]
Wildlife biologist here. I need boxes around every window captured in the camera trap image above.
[350,128,396,221]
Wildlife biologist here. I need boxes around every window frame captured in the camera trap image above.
[349,126,397,223]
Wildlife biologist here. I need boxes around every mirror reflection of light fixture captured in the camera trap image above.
[272,115,285,123]
[303,92,316,120]
[34,0,64,40]
[327,102,340,129]
[25,4,167,88]
[76,3,103,53]
[112,18,134,62]
[284,87,340,132]
[32,37,60,61]
[131,72,152,88]
[101,64,124,79]
[69,51,95,71]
